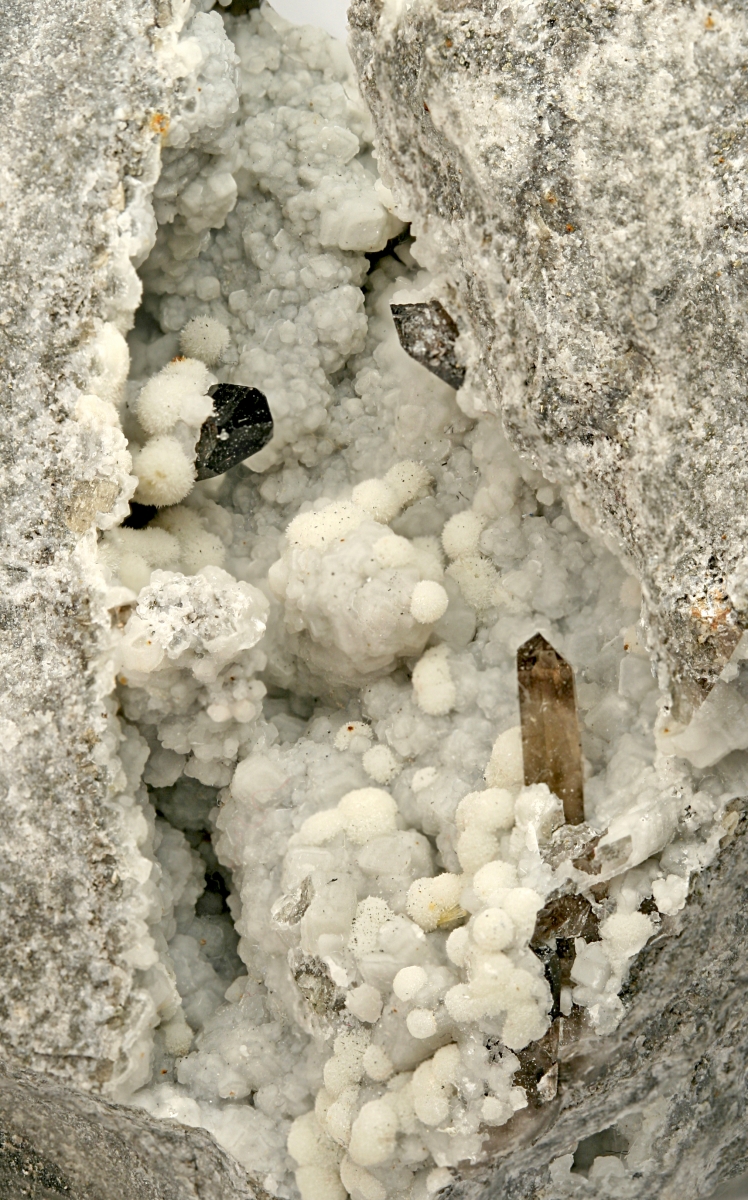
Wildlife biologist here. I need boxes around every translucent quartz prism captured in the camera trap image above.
[517,633,584,825]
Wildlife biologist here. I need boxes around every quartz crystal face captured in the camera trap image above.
[517,633,585,826]
[390,300,466,390]
[195,384,273,480]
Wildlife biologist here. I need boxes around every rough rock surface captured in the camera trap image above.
[0,0,166,1090]
[0,1062,255,1200]
[350,0,748,718]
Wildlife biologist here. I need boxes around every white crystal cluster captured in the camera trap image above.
[84,2,748,1195]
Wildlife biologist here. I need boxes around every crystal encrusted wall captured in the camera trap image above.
[95,5,748,1197]
[5,1,748,1198]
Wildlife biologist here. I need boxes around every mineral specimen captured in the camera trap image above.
[517,633,585,825]
[390,300,466,390]
[195,384,274,480]
[6,1,748,1199]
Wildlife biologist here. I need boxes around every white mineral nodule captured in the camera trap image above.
[3,0,748,1198]
[180,315,231,366]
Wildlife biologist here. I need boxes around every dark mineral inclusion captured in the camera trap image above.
[195,383,273,480]
[390,300,466,390]
[517,633,585,825]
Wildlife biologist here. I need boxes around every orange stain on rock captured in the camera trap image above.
[150,112,170,138]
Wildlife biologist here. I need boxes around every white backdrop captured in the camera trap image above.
[269,0,349,40]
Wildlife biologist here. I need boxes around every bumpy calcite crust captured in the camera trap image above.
[349,0,748,718]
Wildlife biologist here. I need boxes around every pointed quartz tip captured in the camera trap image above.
[517,632,585,826]
[390,299,467,390]
[517,632,562,670]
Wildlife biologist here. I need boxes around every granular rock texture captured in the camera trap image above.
[0,0,167,1090]
[3,0,748,1196]
[349,0,748,718]
[0,1062,255,1200]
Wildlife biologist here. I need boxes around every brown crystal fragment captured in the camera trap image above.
[532,893,599,944]
[517,633,585,825]
[390,300,466,390]
[532,943,562,1020]
[513,1021,560,1107]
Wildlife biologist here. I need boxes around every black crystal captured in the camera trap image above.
[195,383,273,480]
[390,300,466,390]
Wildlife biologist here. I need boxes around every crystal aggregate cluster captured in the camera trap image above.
[82,3,748,1197]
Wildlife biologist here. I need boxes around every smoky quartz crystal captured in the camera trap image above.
[195,383,273,480]
[517,633,585,826]
[390,300,466,390]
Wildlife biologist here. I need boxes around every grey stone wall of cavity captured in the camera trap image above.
[0,1062,256,1200]
[0,0,163,1090]
[349,0,748,718]
[446,810,748,1200]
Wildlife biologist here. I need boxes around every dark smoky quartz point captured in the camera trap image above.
[390,299,466,390]
[195,383,274,480]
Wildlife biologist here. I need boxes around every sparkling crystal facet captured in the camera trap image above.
[390,300,466,390]
[195,383,273,480]
[517,633,585,825]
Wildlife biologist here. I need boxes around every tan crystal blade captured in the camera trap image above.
[517,633,585,825]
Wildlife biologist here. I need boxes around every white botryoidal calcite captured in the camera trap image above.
[406,872,464,933]
[287,1112,346,1200]
[180,314,231,366]
[295,787,399,848]
[138,2,401,467]
[454,787,516,873]
[361,744,401,784]
[119,567,269,788]
[121,565,266,679]
[101,504,225,594]
[411,644,456,716]
[131,351,218,506]
[100,526,182,595]
[269,462,449,686]
[410,580,449,625]
[137,357,214,435]
[110,6,747,1196]
[153,505,227,575]
[484,725,525,791]
[73,325,135,533]
[132,437,197,508]
[441,508,505,611]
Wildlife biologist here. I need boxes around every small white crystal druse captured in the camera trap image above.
[81,3,748,1196]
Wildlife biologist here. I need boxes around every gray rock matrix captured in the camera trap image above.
[0,0,158,1092]
[350,0,748,719]
[0,1062,258,1200]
